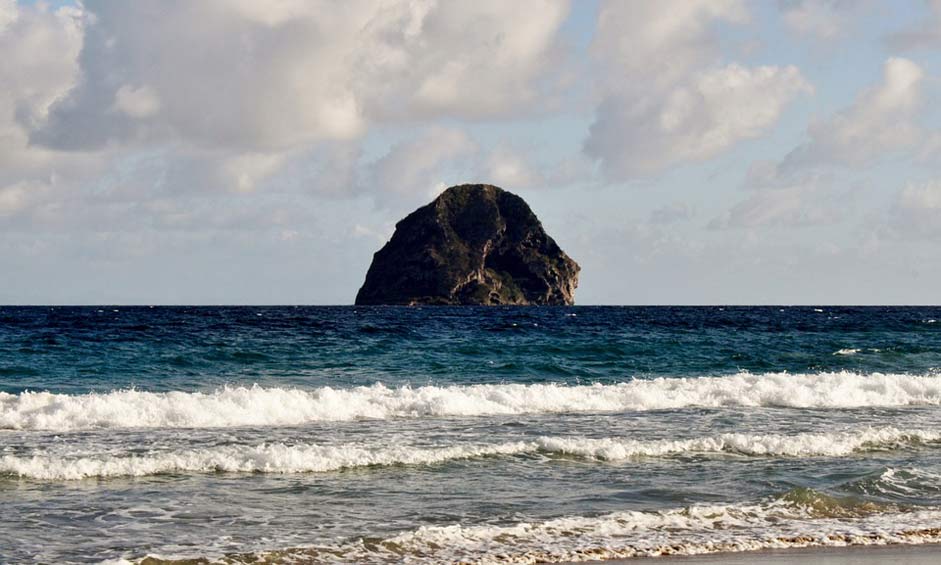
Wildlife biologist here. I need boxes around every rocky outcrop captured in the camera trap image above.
[355,184,579,305]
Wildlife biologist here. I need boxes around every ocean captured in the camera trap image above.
[2,306,941,563]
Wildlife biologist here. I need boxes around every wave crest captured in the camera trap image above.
[3,427,937,480]
[3,371,941,431]
[137,492,941,564]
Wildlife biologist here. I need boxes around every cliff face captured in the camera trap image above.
[355,184,580,305]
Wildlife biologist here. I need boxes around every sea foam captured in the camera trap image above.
[0,441,532,480]
[140,495,941,564]
[2,371,941,431]
[3,427,937,480]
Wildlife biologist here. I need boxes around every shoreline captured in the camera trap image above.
[578,543,941,564]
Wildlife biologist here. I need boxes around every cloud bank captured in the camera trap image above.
[2,0,940,304]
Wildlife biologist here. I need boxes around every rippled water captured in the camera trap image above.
[1,306,941,563]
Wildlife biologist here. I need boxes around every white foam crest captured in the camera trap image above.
[3,371,941,431]
[192,501,941,564]
[868,467,941,498]
[834,348,883,356]
[4,427,938,480]
[0,441,533,480]
[537,427,941,459]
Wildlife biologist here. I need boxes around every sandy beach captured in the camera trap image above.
[588,544,941,564]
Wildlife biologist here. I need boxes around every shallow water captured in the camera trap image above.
[1,306,940,563]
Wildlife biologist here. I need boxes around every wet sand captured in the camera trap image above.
[582,543,941,564]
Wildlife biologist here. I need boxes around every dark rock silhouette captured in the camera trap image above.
[355,184,579,305]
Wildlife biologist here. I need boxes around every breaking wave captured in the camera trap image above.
[4,427,938,480]
[3,371,941,431]
[848,467,941,500]
[136,489,941,564]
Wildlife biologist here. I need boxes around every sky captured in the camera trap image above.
[2,0,941,305]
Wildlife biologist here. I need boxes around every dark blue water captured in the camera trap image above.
[2,306,939,394]
[1,307,941,563]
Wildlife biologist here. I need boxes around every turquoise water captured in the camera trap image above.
[2,306,941,563]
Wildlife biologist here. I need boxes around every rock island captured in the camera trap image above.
[355,184,579,305]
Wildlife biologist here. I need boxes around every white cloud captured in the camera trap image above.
[33,0,571,154]
[0,0,98,228]
[219,152,289,194]
[586,64,811,179]
[711,184,844,229]
[34,1,367,152]
[650,202,693,225]
[113,85,161,119]
[585,1,809,180]
[11,0,572,204]
[781,57,923,171]
[364,129,593,206]
[0,1,85,175]
[352,222,393,246]
[711,161,851,229]
[716,57,927,233]
[380,0,571,120]
[888,0,941,49]
[226,0,322,27]
[890,180,941,238]
[484,146,545,189]
[779,0,851,39]
[0,182,30,216]
[367,126,479,202]
[591,0,748,93]
[0,0,16,32]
